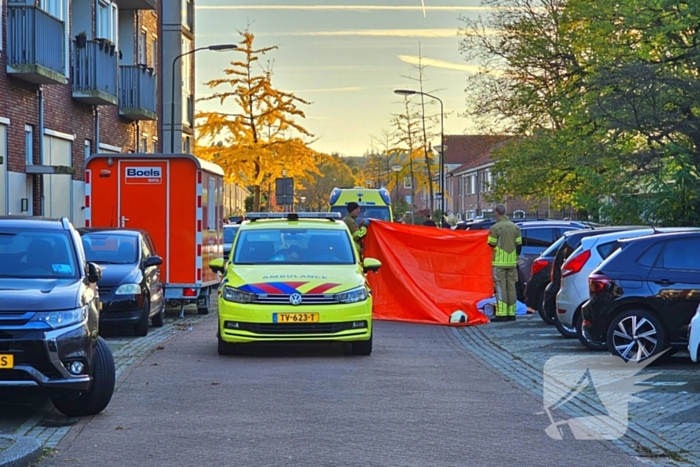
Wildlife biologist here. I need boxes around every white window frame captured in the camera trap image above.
[97,0,118,44]
[140,133,149,153]
[25,125,33,166]
[151,137,158,154]
[139,29,148,65]
[151,34,158,69]
[403,176,412,189]
[84,139,91,161]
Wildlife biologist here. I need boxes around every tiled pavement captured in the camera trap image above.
[454,315,700,466]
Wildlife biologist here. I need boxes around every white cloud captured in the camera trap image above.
[196,4,499,12]
[398,55,503,75]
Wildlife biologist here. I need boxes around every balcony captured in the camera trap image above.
[6,5,66,85]
[118,0,156,10]
[119,65,157,121]
[72,39,118,106]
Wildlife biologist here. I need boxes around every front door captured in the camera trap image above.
[118,160,169,281]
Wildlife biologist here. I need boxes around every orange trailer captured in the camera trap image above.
[84,153,224,316]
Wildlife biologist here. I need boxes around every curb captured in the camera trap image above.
[0,435,42,467]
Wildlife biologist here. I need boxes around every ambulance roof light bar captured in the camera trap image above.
[246,212,342,222]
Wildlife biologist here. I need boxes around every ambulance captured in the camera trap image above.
[84,153,224,317]
[328,187,393,222]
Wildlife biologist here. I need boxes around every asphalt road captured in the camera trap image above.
[30,317,649,467]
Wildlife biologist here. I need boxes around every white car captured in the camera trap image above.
[555,227,700,339]
[689,302,700,362]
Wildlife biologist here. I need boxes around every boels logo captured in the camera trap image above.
[124,166,162,185]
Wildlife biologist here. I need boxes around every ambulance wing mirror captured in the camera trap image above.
[362,257,382,274]
[209,258,226,275]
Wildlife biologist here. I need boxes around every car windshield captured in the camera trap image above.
[223,227,239,243]
[0,229,78,279]
[234,228,355,265]
[330,205,391,221]
[82,234,138,264]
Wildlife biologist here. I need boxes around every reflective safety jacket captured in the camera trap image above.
[487,217,522,268]
[343,214,367,249]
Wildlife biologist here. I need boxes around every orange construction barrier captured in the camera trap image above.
[363,221,492,326]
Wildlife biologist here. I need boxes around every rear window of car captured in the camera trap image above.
[541,235,566,258]
[636,242,664,268]
[523,228,554,248]
[596,241,619,260]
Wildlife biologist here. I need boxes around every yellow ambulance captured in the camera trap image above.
[329,188,394,222]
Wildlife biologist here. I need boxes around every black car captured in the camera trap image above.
[582,230,700,362]
[79,228,164,337]
[0,216,115,417]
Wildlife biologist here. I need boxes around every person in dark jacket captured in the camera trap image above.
[422,214,437,227]
[342,202,367,254]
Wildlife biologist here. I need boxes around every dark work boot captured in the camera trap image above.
[507,316,516,321]
[491,316,509,323]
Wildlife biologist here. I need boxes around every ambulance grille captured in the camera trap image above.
[253,294,339,305]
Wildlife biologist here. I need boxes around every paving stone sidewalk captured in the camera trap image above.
[454,315,700,467]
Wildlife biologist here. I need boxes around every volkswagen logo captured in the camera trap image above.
[289,293,303,306]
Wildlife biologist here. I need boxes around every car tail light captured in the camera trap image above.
[531,258,550,276]
[562,249,592,278]
[589,274,612,295]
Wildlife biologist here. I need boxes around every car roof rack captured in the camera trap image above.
[246,212,342,222]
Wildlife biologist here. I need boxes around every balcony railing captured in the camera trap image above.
[6,5,66,85]
[119,65,157,121]
[71,39,118,106]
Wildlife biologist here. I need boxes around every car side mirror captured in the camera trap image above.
[144,255,163,268]
[86,262,102,283]
[362,257,382,274]
[209,258,226,275]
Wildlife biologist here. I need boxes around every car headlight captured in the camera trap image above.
[222,286,256,303]
[335,286,368,304]
[114,283,142,295]
[30,306,88,329]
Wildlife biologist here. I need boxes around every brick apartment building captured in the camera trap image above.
[0,0,204,225]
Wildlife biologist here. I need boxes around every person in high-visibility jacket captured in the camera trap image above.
[487,204,522,322]
[342,202,367,256]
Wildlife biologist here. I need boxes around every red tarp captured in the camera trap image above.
[364,221,493,326]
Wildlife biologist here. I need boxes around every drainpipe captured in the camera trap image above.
[94,106,100,152]
[38,86,45,216]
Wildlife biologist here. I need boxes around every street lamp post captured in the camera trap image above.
[394,89,445,226]
[391,164,402,218]
[170,44,238,153]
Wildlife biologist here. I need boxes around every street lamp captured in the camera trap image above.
[170,44,238,153]
[394,89,445,225]
[391,164,402,212]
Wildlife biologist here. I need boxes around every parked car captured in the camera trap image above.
[582,230,700,362]
[523,235,567,322]
[0,216,115,417]
[79,228,164,337]
[223,224,240,260]
[689,302,700,363]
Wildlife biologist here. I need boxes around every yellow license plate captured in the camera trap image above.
[274,313,319,323]
[0,354,14,369]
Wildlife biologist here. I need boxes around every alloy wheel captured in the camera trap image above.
[611,315,658,362]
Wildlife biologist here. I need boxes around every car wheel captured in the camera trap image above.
[607,309,668,362]
[151,302,165,328]
[217,334,238,356]
[134,302,149,337]
[351,335,372,356]
[554,309,579,339]
[537,291,556,325]
[51,337,115,417]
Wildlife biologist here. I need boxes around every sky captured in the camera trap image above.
[194,0,488,157]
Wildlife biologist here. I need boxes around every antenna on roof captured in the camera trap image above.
[648,221,660,233]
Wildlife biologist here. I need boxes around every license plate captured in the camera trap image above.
[274,313,319,323]
[0,354,14,369]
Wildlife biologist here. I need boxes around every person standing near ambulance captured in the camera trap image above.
[487,204,522,322]
[342,202,367,255]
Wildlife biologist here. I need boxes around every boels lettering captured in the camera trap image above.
[126,167,161,178]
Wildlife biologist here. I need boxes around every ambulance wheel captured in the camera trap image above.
[351,335,373,356]
[218,335,238,356]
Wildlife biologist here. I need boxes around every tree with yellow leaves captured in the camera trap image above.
[195,29,321,211]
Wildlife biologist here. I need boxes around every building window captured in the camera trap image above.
[152,137,158,153]
[466,173,476,195]
[481,169,492,193]
[182,0,193,31]
[84,139,91,161]
[139,29,147,65]
[40,0,64,19]
[0,0,3,54]
[97,0,118,43]
[25,126,33,165]
[151,35,158,69]
[403,176,412,189]
[183,135,191,154]
[140,134,148,153]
